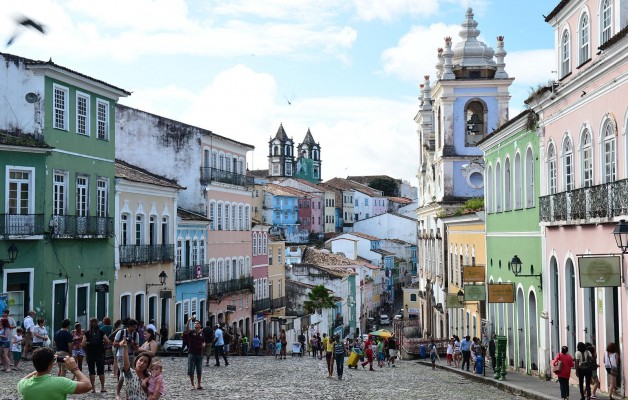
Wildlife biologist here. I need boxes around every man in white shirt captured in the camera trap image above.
[22,311,35,360]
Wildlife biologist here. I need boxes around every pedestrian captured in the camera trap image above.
[17,348,92,399]
[266,335,274,356]
[553,345,574,400]
[100,317,114,372]
[252,335,261,356]
[0,318,12,372]
[325,335,334,378]
[317,333,323,359]
[428,339,439,369]
[1,309,16,362]
[182,320,204,390]
[54,319,73,377]
[109,319,123,377]
[21,311,35,361]
[321,333,328,359]
[31,318,49,351]
[223,327,232,355]
[377,337,384,368]
[275,339,282,359]
[298,331,306,357]
[388,334,398,367]
[279,329,287,359]
[460,335,472,371]
[333,334,345,380]
[212,324,228,367]
[139,328,159,361]
[82,317,108,393]
[146,320,157,338]
[119,336,151,399]
[144,362,165,400]
[453,335,461,367]
[202,322,214,366]
[113,319,140,399]
[488,334,496,370]
[11,327,24,371]
[446,338,454,366]
[71,322,85,372]
[575,341,593,400]
[604,342,619,400]
[159,324,168,348]
[311,334,319,358]
[587,343,600,399]
[361,335,375,371]
[137,321,146,347]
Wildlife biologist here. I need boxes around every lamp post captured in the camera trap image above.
[510,255,542,291]
[613,219,628,253]
[457,289,465,305]
[0,243,18,274]
[146,271,167,293]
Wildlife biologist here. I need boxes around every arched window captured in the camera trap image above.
[548,144,557,194]
[504,158,511,211]
[252,233,257,256]
[219,154,224,170]
[563,137,574,191]
[525,148,535,208]
[217,260,224,282]
[245,206,250,230]
[561,29,570,77]
[224,204,230,230]
[239,205,243,230]
[581,129,593,187]
[273,145,279,156]
[212,151,217,169]
[225,155,231,172]
[465,100,485,146]
[579,13,589,64]
[231,204,236,230]
[601,0,612,44]
[602,120,616,183]
[485,165,493,213]
[495,162,502,212]
[210,260,215,283]
[209,202,216,230]
[217,204,223,230]
[263,233,268,254]
[514,153,522,209]
[257,233,262,255]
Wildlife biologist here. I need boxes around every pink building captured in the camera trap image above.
[533,1,627,394]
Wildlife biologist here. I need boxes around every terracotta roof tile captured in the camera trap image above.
[116,159,185,190]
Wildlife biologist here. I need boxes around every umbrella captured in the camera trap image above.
[369,329,392,338]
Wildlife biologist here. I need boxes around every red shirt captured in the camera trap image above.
[183,330,205,355]
[554,352,574,379]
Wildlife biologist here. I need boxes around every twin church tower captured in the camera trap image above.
[267,123,322,183]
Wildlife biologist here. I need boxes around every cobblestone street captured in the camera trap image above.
[2,354,524,400]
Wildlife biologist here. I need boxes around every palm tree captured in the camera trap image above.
[303,285,336,314]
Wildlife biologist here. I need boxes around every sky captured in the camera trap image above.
[1,0,557,186]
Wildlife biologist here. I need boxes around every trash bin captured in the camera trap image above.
[420,344,426,359]
[475,354,483,374]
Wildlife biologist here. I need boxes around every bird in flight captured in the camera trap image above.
[6,16,47,47]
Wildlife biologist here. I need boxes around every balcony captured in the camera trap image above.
[253,298,272,312]
[540,179,628,224]
[200,167,254,187]
[119,244,175,265]
[175,264,210,282]
[208,276,254,297]
[51,215,114,237]
[271,296,286,309]
[0,214,45,237]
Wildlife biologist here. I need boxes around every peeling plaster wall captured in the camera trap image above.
[0,56,43,134]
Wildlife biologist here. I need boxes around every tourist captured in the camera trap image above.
[460,335,472,371]
[488,334,496,370]
[108,319,123,377]
[120,336,151,399]
[54,319,73,377]
[297,331,306,357]
[202,321,214,366]
[139,328,159,358]
[446,338,454,366]
[82,317,108,393]
[212,324,228,367]
[333,334,345,380]
[100,317,114,372]
[31,318,48,351]
[11,327,24,370]
[325,335,334,378]
[17,348,92,399]
[279,329,287,359]
[311,333,319,358]
[114,319,140,399]
[144,362,165,400]
[604,342,619,400]
[252,335,261,356]
[0,318,11,372]
[159,324,168,348]
[388,334,398,367]
[587,343,600,399]
[266,335,274,356]
[21,311,35,360]
[453,335,461,367]
[1,309,16,357]
[183,320,204,390]
[71,322,85,372]
[428,339,439,370]
[575,341,593,400]
[553,345,574,400]
[361,335,375,371]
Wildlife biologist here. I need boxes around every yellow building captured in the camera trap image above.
[267,237,286,336]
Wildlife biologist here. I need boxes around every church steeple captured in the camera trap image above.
[268,123,294,177]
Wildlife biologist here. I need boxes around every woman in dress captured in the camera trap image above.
[139,328,159,359]
[71,322,86,372]
[0,319,12,372]
[120,336,151,400]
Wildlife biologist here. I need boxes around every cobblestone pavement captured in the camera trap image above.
[1,354,525,400]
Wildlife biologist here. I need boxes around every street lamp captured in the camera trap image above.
[457,289,465,304]
[146,271,167,293]
[510,255,542,291]
[613,220,628,253]
[0,243,18,274]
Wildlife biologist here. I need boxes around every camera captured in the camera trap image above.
[56,356,66,363]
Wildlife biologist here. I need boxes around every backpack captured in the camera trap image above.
[429,344,437,355]
[579,351,593,370]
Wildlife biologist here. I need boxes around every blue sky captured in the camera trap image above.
[2,0,556,185]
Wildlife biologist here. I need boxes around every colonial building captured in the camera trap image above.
[0,52,129,329]
[415,8,512,339]
[267,124,322,183]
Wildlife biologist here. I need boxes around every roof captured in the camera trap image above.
[264,183,300,197]
[349,232,381,241]
[599,23,628,51]
[372,248,395,256]
[301,128,316,145]
[1,52,130,96]
[281,178,324,192]
[301,247,374,274]
[355,256,380,270]
[248,169,269,178]
[177,208,210,221]
[323,177,382,197]
[384,238,415,246]
[0,129,51,149]
[272,123,289,142]
[318,183,343,205]
[386,196,413,205]
[116,159,185,190]
[476,109,535,145]
[347,175,400,185]
[285,279,318,290]
[544,0,570,22]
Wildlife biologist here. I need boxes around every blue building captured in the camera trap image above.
[262,184,300,239]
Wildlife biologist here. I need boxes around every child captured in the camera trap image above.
[275,340,282,359]
[143,362,165,400]
[11,327,24,370]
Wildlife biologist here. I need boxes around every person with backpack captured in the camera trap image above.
[553,345,574,400]
[113,319,140,400]
[428,339,439,369]
[575,341,593,400]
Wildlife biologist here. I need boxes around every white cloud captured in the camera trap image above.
[352,0,439,22]
[506,49,555,87]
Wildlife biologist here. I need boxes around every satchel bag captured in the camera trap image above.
[553,359,563,373]
[611,366,618,376]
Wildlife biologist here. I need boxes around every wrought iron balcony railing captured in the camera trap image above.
[539,178,628,224]
[252,298,272,312]
[119,244,175,265]
[0,214,45,236]
[271,296,286,309]
[208,276,254,297]
[175,263,210,282]
[51,215,114,237]
[200,167,254,187]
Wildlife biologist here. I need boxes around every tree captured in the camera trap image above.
[368,177,399,197]
[303,284,336,314]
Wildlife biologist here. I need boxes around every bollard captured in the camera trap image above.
[493,335,507,380]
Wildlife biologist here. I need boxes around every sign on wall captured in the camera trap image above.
[464,284,486,301]
[463,266,486,283]
[577,256,622,287]
[487,283,514,303]
[446,293,463,308]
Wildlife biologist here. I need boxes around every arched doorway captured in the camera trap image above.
[528,291,538,370]
[516,288,526,369]
[565,259,576,352]
[507,303,514,367]
[550,257,560,356]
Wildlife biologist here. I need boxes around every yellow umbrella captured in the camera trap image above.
[369,329,392,338]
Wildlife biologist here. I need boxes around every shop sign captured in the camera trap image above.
[95,284,109,293]
[408,308,420,315]
[446,293,463,308]
[578,256,621,287]
[464,284,486,301]
[463,266,485,283]
[487,283,514,303]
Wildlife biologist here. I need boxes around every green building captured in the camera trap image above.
[0,52,129,330]
[478,110,544,375]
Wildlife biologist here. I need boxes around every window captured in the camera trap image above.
[253,234,257,256]
[581,129,593,187]
[257,233,262,255]
[161,216,169,244]
[286,162,292,176]
[225,156,231,172]
[225,205,230,230]
[218,260,224,281]
[204,150,210,168]
[96,100,109,140]
[212,151,217,169]
[561,30,570,77]
[271,163,280,176]
[53,84,68,130]
[563,137,574,190]
[192,240,198,265]
[601,0,612,44]
[504,158,511,211]
[76,175,89,217]
[231,204,236,231]
[602,120,616,183]
[217,204,223,230]
[525,148,535,208]
[410,293,417,301]
[76,93,90,136]
[485,166,492,213]
[579,13,589,64]
[121,214,129,245]
[53,171,67,215]
[495,162,502,212]
[209,202,215,230]
[219,154,224,170]
[135,215,144,245]
[245,206,250,230]
[548,144,557,194]
[199,240,205,264]
[465,100,485,146]
[263,234,268,254]
[514,153,522,209]
[239,205,243,230]
[149,216,157,245]
[97,178,108,217]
